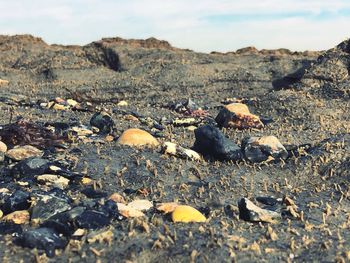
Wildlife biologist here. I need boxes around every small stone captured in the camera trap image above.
[70,126,93,136]
[162,142,201,161]
[75,210,111,229]
[3,210,30,224]
[52,103,67,111]
[1,190,31,214]
[15,227,68,257]
[242,136,288,163]
[109,193,126,204]
[127,199,153,211]
[66,99,78,107]
[6,145,43,161]
[118,128,159,148]
[192,125,243,161]
[72,228,86,237]
[0,79,9,85]
[172,205,206,223]
[117,100,128,106]
[187,125,197,131]
[105,135,114,142]
[156,202,179,214]
[36,174,70,189]
[0,141,7,153]
[90,112,114,134]
[172,118,199,127]
[81,177,94,185]
[238,198,281,223]
[0,209,2,219]
[124,114,139,122]
[117,204,145,218]
[12,157,49,178]
[215,103,264,129]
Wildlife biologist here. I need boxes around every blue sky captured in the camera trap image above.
[0,0,350,52]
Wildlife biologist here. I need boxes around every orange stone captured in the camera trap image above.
[117,128,159,147]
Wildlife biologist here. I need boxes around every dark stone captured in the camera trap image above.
[0,222,22,235]
[97,200,119,219]
[31,196,72,223]
[256,196,279,206]
[15,227,68,257]
[75,210,111,229]
[238,198,280,222]
[90,112,114,134]
[192,125,243,161]
[1,190,31,214]
[12,157,49,178]
[215,107,235,128]
[82,187,108,199]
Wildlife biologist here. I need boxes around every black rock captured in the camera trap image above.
[0,222,22,235]
[192,125,243,161]
[31,196,72,223]
[90,112,114,134]
[238,198,280,222]
[75,210,111,229]
[12,157,50,178]
[15,227,68,257]
[82,187,108,199]
[1,190,31,214]
[256,196,279,206]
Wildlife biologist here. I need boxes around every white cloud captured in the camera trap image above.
[0,0,349,52]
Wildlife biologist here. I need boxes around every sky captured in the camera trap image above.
[0,0,349,52]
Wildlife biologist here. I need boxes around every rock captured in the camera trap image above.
[90,112,114,134]
[12,157,49,178]
[109,193,126,204]
[117,100,128,106]
[36,174,70,189]
[52,103,67,111]
[0,209,2,219]
[215,103,264,129]
[172,205,206,223]
[75,210,111,229]
[0,79,9,85]
[66,99,78,107]
[0,141,7,153]
[15,227,68,257]
[1,190,31,214]
[6,145,43,161]
[192,125,243,161]
[242,136,288,163]
[156,202,179,214]
[0,222,22,235]
[117,203,145,218]
[256,196,280,206]
[70,126,93,136]
[238,198,280,223]
[117,128,159,148]
[2,210,30,224]
[0,152,4,163]
[127,199,153,211]
[172,118,199,127]
[162,142,201,161]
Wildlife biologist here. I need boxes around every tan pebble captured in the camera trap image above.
[3,210,30,224]
[0,141,7,153]
[81,177,94,185]
[117,128,159,147]
[162,142,177,155]
[0,188,9,193]
[172,205,206,223]
[117,100,128,106]
[0,210,2,219]
[36,174,70,189]
[124,114,139,122]
[6,145,43,161]
[118,204,145,218]
[187,126,197,131]
[87,229,114,244]
[55,97,66,104]
[156,202,179,214]
[109,193,126,204]
[52,103,67,111]
[127,199,153,211]
[0,79,9,85]
[66,99,78,107]
[105,135,114,142]
[73,228,86,237]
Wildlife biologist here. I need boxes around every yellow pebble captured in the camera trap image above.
[0,209,3,219]
[172,205,206,223]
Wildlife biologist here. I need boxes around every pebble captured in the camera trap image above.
[52,103,67,111]
[109,193,126,204]
[12,157,49,178]
[117,204,145,218]
[1,190,31,214]
[6,145,43,161]
[66,99,78,107]
[172,118,199,127]
[75,210,111,229]
[162,142,201,161]
[192,125,243,161]
[117,128,159,147]
[172,205,206,223]
[3,210,30,224]
[156,202,179,214]
[215,103,264,129]
[127,199,153,211]
[0,79,9,85]
[0,209,2,219]
[117,100,128,106]
[0,141,7,153]
[238,198,281,223]
[36,174,70,189]
[242,136,288,163]
[0,222,22,235]
[87,228,114,244]
[15,227,68,257]
[90,112,114,134]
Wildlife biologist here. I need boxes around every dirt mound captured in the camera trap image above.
[97,37,175,50]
